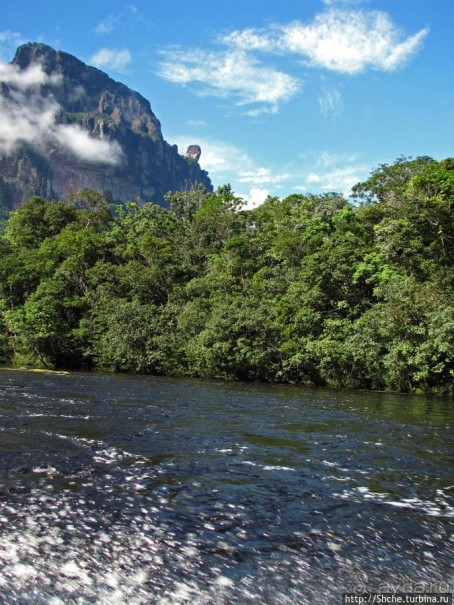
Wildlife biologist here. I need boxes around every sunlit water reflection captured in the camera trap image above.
[0,370,452,603]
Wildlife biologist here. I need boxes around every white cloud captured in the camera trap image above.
[172,136,251,181]
[0,62,123,165]
[307,173,322,183]
[54,124,124,165]
[173,135,273,208]
[171,135,289,197]
[95,15,119,34]
[222,28,277,52]
[0,91,55,155]
[158,48,300,113]
[157,8,426,116]
[223,9,428,74]
[0,62,61,89]
[280,10,428,73]
[304,165,367,195]
[293,150,369,195]
[240,187,270,210]
[172,134,372,202]
[89,48,132,72]
[238,167,289,186]
[318,87,343,117]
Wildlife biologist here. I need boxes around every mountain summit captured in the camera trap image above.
[0,43,212,208]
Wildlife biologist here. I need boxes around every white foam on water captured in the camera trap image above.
[60,414,91,419]
[263,465,296,472]
[215,575,234,587]
[334,486,454,518]
[21,392,47,400]
[25,413,49,417]
[11,562,37,581]
[32,466,59,475]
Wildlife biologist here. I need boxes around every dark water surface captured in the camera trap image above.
[0,369,452,604]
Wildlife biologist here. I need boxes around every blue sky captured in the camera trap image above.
[1,0,453,207]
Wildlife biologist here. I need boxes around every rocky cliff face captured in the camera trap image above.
[0,43,212,208]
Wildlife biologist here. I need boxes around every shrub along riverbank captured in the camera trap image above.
[0,156,452,396]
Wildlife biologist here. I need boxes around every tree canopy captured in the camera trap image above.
[0,157,452,396]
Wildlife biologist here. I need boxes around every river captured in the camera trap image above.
[0,369,452,604]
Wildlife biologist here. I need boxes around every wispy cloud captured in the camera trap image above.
[158,48,300,114]
[0,30,25,61]
[238,167,289,186]
[172,136,250,181]
[172,133,370,202]
[172,134,287,190]
[186,119,207,127]
[222,9,428,74]
[290,150,370,195]
[295,163,369,196]
[221,28,276,52]
[171,135,291,209]
[0,62,123,165]
[318,87,343,117]
[173,130,375,207]
[157,7,427,116]
[94,6,154,35]
[306,166,365,194]
[89,48,132,72]
[95,15,119,35]
[315,150,360,167]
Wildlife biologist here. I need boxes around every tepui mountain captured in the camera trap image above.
[0,43,212,209]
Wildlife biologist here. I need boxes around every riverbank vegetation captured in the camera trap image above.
[0,156,452,395]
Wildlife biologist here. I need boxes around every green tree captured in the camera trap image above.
[5,196,78,249]
[0,159,451,395]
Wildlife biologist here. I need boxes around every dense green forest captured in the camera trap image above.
[0,156,452,395]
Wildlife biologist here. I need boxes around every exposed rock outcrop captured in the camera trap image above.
[186,145,202,162]
[0,43,212,208]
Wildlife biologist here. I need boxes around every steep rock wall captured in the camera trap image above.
[0,43,212,208]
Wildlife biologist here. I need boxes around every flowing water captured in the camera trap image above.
[0,369,452,604]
